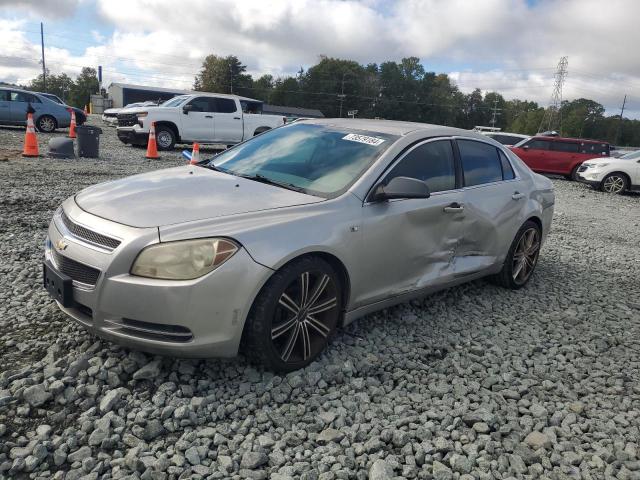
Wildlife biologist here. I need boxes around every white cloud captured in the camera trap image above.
[1,0,640,116]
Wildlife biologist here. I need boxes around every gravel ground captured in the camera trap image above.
[1,116,639,480]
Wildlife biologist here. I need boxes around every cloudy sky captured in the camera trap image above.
[1,0,639,117]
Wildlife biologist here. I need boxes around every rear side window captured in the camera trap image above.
[490,134,523,145]
[214,98,237,113]
[0,90,8,101]
[385,140,456,193]
[458,140,503,187]
[525,139,552,150]
[581,142,609,155]
[499,151,515,180]
[552,141,580,153]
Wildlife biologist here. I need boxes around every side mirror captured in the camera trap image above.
[182,104,193,115]
[370,176,430,202]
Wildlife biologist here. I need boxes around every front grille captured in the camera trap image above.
[60,211,121,250]
[104,318,193,343]
[117,113,137,127]
[51,249,101,286]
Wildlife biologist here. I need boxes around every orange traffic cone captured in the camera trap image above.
[146,122,160,159]
[22,113,39,157]
[69,110,77,139]
[190,142,200,164]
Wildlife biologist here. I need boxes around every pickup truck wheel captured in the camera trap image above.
[155,126,176,150]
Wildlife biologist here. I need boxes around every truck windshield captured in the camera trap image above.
[161,96,190,107]
[209,123,397,198]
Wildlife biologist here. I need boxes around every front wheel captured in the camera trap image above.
[601,173,628,194]
[565,164,580,181]
[490,221,542,290]
[155,126,176,150]
[36,115,57,133]
[243,256,342,372]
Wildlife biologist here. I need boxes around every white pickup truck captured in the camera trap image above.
[116,93,285,150]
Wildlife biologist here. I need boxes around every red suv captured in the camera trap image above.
[510,136,610,180]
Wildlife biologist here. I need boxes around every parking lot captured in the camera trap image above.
[1,118,639,479]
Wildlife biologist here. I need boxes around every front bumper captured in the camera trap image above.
[117,127,149,146]
[577,171,604,187]
[45,198,273,358]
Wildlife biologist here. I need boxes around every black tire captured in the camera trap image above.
[243,256,342,372]
[600,172,629,194]
[155,126,176,150]
[490,220,542,290]
[565,164,580,181]
[36,115,57,133]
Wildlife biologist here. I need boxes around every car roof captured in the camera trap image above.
[183,92,261,103]
[533,135,608,144]
[299,118,490,139]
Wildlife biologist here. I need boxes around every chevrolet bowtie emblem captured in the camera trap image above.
[55,239,68,251]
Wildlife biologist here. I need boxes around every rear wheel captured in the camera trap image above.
[243,256,341,372]
[490,221,542,290]
[601,173,628,194]
[36,115,57,133]
[565,164,580,181]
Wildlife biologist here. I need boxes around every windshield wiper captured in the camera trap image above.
[238,173,308,194]
[200,162,225,173]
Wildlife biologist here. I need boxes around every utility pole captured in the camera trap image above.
[229,63,233,94]
[490,98,502,129]
[40,22,46,92]
[538,56,568,134]
[615,94,627,145]
[338,73,347,118]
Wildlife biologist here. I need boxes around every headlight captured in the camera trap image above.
[131,238,239,280]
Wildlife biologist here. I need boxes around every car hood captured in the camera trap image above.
[583,157,616,165]
[119,106,166,114]
[103,108,121,114]
[75,166,325,228]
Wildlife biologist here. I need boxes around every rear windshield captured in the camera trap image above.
[210,123,398,198]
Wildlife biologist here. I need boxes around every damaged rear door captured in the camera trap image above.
[355,139,465,307]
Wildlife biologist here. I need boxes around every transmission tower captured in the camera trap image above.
[538,56,568,134]
[490,98,502,128]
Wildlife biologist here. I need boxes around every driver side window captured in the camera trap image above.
[385,140,456,193]
[187,97,214,112]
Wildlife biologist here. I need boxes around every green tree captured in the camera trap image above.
[194,55,252,96]
[28,70,75,102]
[251,74,274,102]
[68,67,98,108]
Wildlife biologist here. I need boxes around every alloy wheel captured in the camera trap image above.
[156,131,172,148]
[271,271,339,363]
[512,227,540,285]
[39,117,55,132]
[602,175,625,193]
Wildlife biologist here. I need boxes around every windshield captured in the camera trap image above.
[620,150,640,160]
[208,123,398,198]
[160,95,190,107]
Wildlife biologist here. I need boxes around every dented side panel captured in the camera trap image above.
[352,191,466,308]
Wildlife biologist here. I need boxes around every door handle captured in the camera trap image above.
[233,117,241,120]
[512,192,525,200]
[205,115,213,118]
[443,202,464,213]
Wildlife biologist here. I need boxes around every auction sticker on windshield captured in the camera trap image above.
[342,133,386,146]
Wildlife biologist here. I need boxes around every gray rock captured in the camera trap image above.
[23,384,51,407]
[524,431,551,450]
[99,389,122,413]
[143,419,165,441]
[185,446,201,465]
[432,460,453,480]
[317,428,344,445]
[132,359,162,380]
[67,445,92,463]
[369,459,394,479]
[241,451,268,469]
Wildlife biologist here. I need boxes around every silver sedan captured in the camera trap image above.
[43,119,555,371]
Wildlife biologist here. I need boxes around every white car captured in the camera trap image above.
[577,150,640,194]
[116,93,285,150]
[102,101,157,126]
[482,131,530,146]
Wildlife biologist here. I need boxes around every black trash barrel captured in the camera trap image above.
[76,125,102,158]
